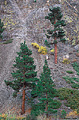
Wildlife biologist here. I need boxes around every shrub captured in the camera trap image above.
[0,19,5,39]
[31,43,40,49]
[66,70,74,74]
[50,49,54,53]
[3,39,13,44]
[72,62,79,75]
[31,43,47,55]
[57,88,79,113]
[38,46,47,55]
[62,58,70,64]
[61,110,66,118]
[63,76,79,89]
[44,40,50,48]
[26,114,37,120]
[66,110,79,118]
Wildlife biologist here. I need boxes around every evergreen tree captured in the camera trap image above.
[5,41,38,114]
[45,6,66,64]
[31,59,61,117]
[0,19,4,39]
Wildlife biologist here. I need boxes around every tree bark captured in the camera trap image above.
[54,19,57,64]
[21,84,25,114]
[54,43,57,64]
[46,92,48,118]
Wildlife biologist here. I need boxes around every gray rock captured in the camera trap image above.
[74,44,79,51]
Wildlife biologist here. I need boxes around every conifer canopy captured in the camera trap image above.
[0,19,4,39]
[5,41,38,97]
[31,59,61,117]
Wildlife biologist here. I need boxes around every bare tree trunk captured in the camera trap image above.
[21,84,25,114]
[54,19,57,64]
[55,43,57,64]
[46,92,48,118]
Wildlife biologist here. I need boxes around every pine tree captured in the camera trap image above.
[5,41,38,114]
[0,19,4,39]
[45,6,66,64]
[31,59,61,117]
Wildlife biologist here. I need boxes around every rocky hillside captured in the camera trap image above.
[0,0,79,118]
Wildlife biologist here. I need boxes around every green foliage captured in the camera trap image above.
[60,38,66,43]
[26,114,37,120]
[57,88,79,112]
[44,40,50,48]
[5,41,38,97]
[34,0,36,2]
[45,6,66,45]
[63,76,79,89]
[31,59,61,117]
[66,70,74,74]
[0,19,5,39]
[72,62,79,75]
[60,110,66,119]
[0,113,26,120]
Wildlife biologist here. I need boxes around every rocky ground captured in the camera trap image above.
[0,0,79,119]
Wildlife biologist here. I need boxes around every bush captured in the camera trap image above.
[61,110,66,118]
[26,115,37,120]
[3,39,13,44]
[63,76,79,89]
[0,19,5,39]
[57,88,79,113]
[44,40,50,48]
[66,70,74,74]
[38,46,47,55]
[62,58,70,64]
[31,43,40,49]
[72,62,79,75]
[31,43,47,55]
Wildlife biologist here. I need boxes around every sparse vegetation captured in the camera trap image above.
[57,88,79,113]
[0,113,26,120]
[63,76,79,89]
[44,40,50,48]
[66,70,74,74]
[0,1,79,120]
[72,62,79,75]
[3,39,13,44]
[61,110,66,119]
[62,58,70,64]
[0,19,5,40]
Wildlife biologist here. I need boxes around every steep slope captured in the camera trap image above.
[0,0,79,116]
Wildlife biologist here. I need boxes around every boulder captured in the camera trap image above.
[74,44,79,51]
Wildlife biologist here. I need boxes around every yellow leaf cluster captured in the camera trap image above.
[31,43,47,55]
[31,43,40,49]
[62,58,70,64]
[66,110,78,118]
[4,1,7,5]
[50,49,54,53]
[38,46,47,55]
[0,114,7,118]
